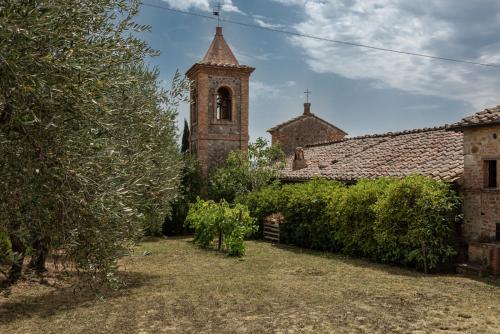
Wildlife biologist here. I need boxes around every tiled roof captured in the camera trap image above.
[280,127,464,182]
[186,27,255,75]
[267,113,347,134]
[194,62,253,70]
[201,27,240,66]
[449,105,500,129]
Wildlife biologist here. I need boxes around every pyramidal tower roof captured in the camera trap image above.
[200,27,239,66]
[186,26,254,77]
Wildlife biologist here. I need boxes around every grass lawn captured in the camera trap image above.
[1,237,499,333]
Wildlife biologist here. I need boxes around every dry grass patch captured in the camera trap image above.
[1,237,499,333]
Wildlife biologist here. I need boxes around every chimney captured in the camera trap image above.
[303,103,311,115]
[292,147,307,171]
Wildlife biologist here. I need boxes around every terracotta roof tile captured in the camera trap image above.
[449,105,500,129]
[201,27,239,66]
[267,113,347,135]
[281,126,464,182]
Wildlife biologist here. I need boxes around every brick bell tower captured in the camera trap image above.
[186,26,255,176]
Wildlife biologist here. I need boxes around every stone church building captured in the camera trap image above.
[267,102,347,155]
[187,26,500,268]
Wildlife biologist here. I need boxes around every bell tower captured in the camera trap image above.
[186,26,255,176]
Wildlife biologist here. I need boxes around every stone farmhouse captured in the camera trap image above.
[188,27,500,267]
[282,107,500,267]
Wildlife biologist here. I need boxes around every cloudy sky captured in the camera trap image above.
[136,0,500,140]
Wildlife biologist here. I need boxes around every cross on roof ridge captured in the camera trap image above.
[304,88,312,103]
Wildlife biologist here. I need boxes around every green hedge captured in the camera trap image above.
[278,179,344,251]
[237,182,286,239]
[239,175,461,271]
[329,178,391,259]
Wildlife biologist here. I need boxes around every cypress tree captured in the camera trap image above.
[181,119,190,153]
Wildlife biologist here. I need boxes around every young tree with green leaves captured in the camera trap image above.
[185,199,257,256]
[0,0,186,285]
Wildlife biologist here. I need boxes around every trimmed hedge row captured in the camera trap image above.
[237,176,461,271]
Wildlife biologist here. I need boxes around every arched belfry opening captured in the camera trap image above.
[216,87,232,121]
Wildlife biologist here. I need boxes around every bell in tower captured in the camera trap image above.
[186,26,255,176]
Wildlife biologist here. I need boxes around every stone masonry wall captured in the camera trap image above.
[188,67,251,176]
[207,140,241,171]
[271,116,346,156]
[462,126,500,244]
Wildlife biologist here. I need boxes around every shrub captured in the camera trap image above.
[163,155,204,236]
[0,229,12,266]
[329,178,392,259]
[236,182,283,238]
[244,175,461,272]
[279,179,345,251]
[185,199,257,256]
[373,175,460,272]
[209,138,285,202]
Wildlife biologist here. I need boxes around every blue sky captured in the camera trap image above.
[136,0,500,141]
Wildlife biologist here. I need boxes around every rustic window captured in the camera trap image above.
[497,223,500,242]
[485,160,498,188]
[216,87,231,121]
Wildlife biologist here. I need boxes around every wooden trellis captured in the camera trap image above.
[263,213,284,243]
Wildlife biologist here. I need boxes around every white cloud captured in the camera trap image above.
[161,0,244,14]
[253,15,285,29]
[273,0,500,110]
[271,0,308,5]
[250,80,281,100]
[250,80,303,102]
[232,45,282,64]
[161,0,209,11]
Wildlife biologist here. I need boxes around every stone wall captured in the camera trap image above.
[462,126,500,251]
[271,116,346,156]
[207,140,241,171]
[187,66,252,176]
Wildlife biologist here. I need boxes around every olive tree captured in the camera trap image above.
[0,0,186,285]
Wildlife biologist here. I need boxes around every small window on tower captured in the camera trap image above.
[484,160,498,188]
[216,87,231,121]
[496,223,500,242]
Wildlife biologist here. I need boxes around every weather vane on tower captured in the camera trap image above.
[213,1,222,27]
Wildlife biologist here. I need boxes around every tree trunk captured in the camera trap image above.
[28,238,49,274]
[421,241,428,274]
[218,229,223,251]
[0,101,13,128]
[7,234,26,284]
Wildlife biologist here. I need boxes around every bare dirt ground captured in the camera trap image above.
[1,237,499,333]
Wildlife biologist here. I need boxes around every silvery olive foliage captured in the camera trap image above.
[0,0,186,285]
